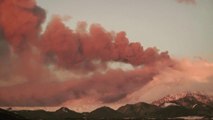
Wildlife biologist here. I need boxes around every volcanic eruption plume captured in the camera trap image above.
[0,0,212,110]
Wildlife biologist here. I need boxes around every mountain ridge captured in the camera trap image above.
[152,91,213,107]
[1,91,212,120]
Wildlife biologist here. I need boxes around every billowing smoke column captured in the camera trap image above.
[1,0,210,109]
[40,16,170,69]
[0,0,45,53]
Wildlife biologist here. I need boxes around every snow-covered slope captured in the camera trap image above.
[152,91,213,107]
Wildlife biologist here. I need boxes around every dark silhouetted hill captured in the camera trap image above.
[1,91,212,120]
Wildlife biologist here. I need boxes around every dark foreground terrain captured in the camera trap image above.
[1,92,213,120]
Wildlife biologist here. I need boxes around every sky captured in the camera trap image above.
[37,0,213,61]
[0,0,213,112]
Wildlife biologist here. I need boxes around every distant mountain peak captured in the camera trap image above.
[117,102,159,117]
[152,91,213,107]
[89,106,124,119]
[56,107,71,113]
[91,106,116,113]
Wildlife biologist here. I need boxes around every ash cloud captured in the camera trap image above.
[0,0,211,108]
[40,17,170,69]
[124,59,213,104]
[0,28,9,59]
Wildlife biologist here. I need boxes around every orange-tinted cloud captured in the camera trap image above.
[123,59,213,104]
[0,0,174,107]
[39,16,170,69]
[0,0,45,53]
[1,0,211,109]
